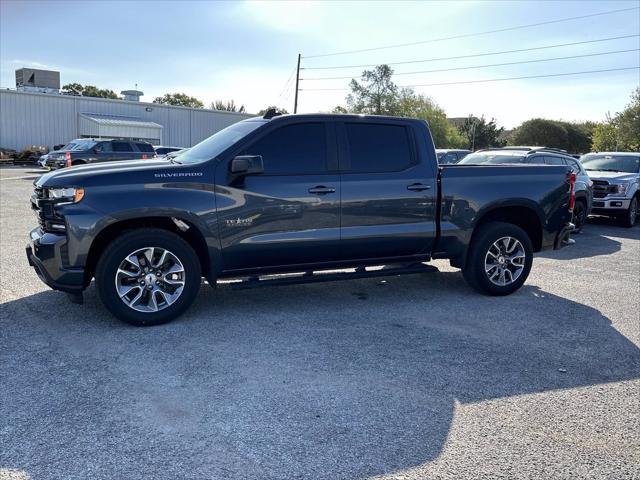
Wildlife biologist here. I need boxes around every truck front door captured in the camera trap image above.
[216,122,341,270]
[337,120,437,260]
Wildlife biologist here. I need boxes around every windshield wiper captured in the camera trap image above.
[585,168,622,172]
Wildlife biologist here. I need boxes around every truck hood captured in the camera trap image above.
[586,170,638,182]
[35,159,200,187]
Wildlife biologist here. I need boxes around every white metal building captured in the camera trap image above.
[0,89,253,151]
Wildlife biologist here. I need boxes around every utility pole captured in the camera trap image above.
[293,53,301,114]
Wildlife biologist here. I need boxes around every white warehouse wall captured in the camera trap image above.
[0,89,253,150]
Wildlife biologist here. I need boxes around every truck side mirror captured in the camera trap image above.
[230,155,264,175]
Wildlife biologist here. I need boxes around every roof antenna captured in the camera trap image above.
[263,108,283,120]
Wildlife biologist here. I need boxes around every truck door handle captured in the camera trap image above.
[308,186,336,194]
[407,183,431,191]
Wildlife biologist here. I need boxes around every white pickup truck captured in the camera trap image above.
[581,152,640,228]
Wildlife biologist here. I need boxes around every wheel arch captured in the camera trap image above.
[84,216,212,286]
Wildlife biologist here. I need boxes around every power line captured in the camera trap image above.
[303,6,640,58]
[302,34,639,70]
[301,48,640,81]
[276,67,297,103]
[299,66,639,91]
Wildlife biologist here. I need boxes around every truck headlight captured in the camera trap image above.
[614,183,630,195]
[48,187,85,203]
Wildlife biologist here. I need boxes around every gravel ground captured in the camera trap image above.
[1,166,639,480]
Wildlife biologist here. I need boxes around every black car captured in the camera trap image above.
[459,147,593,232]
[28,114,575,326]
[43,139,155,169]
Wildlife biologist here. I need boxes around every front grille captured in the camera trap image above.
[31,187,65,232]
[592,180,614,198]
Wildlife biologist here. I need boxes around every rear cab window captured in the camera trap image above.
[344,123,413,173]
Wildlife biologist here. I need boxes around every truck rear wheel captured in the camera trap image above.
[462,222,533,296]
[95,229,201,326]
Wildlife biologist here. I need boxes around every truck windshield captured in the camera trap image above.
[175,120,265,164]
[580,154,640,173]
[71,140,97,151]
[458,151,526,164]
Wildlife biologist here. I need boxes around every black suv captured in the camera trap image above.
[459,147,594,231]
[43,139,155,169]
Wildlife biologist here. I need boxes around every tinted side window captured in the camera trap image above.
[527,155,545,164]
[245,123,327,175]
[136,142,155,153]
[94,142,111,153]
[345,123,412,173]
[112,142,134,152]
[544,156,566,166]
[443,152,458,164]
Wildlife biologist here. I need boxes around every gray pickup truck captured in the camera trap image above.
[581,152,640,227]
[28,113,576,326]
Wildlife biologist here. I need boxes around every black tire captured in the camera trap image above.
[572,199,587,233]
[95,228,201,326]
[462,221,533,296]
[619,196,638,228]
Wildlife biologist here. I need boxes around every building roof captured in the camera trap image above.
[79,113,163,129]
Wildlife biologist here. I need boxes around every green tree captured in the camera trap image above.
[257,106,289,116]
[62,83,119,99]
[615,87,640,151]
[153,93,204,108]
[346,65,398,115]
[211,100,246,113]
[591,116,620,151]
[560,121,595,154]
[510,119,570,150]
[395,88,466,148]
[457,116,506,150]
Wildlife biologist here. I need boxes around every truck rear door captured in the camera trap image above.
[337,120,437,260]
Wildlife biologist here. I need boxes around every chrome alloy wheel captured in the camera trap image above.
[114,247,185,313]
[484,236,526,286]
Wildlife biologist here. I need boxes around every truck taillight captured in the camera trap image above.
[568,172,576,211]
[65,151,72,168]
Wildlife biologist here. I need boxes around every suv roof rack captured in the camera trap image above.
[263,108,284,120]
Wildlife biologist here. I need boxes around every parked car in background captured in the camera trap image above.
[44,139,155,169]
[436,149,472,164]
[38,141,82,168]
[27,113,576,326]
[580,152,640,228]
[154,146,184,157]
[459,147,593,232]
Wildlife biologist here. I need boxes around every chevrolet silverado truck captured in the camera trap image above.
[27,112,576,326]
[580,152,639,228]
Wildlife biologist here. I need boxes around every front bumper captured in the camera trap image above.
[591,198,631,215]
[26,228,85,293]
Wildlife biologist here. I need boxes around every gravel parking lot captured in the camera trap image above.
[1,165,639,480]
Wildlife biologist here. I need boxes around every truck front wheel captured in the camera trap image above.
[95,229,202,326]
[619,196,638,228]
[462,222,533,296]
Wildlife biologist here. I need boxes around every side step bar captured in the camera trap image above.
[220,263,439,290]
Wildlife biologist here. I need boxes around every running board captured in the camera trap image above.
[220,263,439,290]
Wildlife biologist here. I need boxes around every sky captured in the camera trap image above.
[1,0,639,128]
